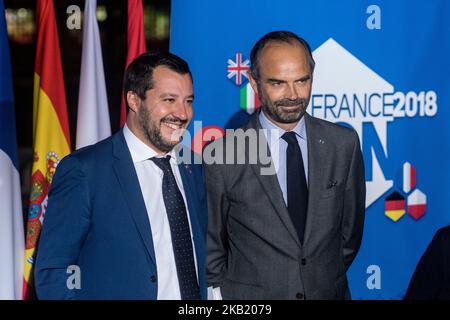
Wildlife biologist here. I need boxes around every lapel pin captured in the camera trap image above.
[318,139,325,144]
[328,180,338,188]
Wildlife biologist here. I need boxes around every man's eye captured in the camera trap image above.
[270,82,282,86]
[186,100,194,104]
[164,98,175,103]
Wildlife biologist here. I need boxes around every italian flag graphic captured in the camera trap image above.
[403,162,416,193]
[240,83,260,114]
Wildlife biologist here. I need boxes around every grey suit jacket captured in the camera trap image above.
[204,112,365,300]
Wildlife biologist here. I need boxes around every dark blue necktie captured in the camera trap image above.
[151,156,200,300]
[281,132,308,245]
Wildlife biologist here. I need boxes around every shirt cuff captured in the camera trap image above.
[207,286,223,300]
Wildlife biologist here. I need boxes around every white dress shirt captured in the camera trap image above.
[123,124,198,300]
[259,110,308,205]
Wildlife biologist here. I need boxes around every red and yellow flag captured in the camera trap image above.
[23,0,71,299]
[120,0,147,127]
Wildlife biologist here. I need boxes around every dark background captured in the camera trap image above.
[4,0,171,211]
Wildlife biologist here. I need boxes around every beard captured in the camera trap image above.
[138,105,187,153]
[258,86,309,124]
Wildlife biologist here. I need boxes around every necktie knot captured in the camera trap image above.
[151,156,171,172]
[281,131,298,145]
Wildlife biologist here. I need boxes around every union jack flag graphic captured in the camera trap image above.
[227,52,250,86]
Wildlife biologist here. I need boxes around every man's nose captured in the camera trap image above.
[286,84,299,100]
[173,101,188,120]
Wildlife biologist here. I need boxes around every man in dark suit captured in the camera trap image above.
[404,225,450,300]
[35,52,208,299]
[205,31,366,300]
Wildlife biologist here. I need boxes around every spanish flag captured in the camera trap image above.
[23,0,71,299]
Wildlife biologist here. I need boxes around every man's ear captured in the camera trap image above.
[247,70,259,95]
[126,91,141,114]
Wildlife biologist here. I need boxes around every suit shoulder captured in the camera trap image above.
[433,226,450,245]
[205,120,258,149]
[310,116,356,135]
[70,136,113,161]
[60,134,115,169]
[308,115,359,142]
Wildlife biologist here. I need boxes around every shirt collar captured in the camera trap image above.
[258,110,307,141]
[123,124,179,163]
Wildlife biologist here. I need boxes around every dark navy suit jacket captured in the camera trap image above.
[35,130,208,299]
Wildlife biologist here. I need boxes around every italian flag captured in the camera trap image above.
[403,162,416,193]
[240,83,260,114]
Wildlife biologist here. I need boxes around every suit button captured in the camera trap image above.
[296,292,304,300]
[301,258,307,266]
[150,275,156,283]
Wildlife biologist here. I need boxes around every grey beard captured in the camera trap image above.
[262,98,308,124]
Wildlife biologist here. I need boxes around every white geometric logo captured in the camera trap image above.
[310,38,437,208]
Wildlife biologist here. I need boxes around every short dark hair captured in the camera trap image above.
[249,31,315,81]
[123,51,192,101]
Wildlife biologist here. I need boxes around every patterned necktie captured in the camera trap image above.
[151,156,200,300]
[281,131,308,245]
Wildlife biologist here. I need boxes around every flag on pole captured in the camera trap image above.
[0,0,25,300]
[76,0,111,149]
[119,0,147,127]
[23,0,71,299]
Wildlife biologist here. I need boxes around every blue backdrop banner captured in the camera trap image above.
[170,0,450,299]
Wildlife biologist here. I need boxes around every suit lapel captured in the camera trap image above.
[112,131,156,267]
[303,114,330,244]
[247,114,302,248]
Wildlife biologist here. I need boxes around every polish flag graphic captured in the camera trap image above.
[407,189,427,220]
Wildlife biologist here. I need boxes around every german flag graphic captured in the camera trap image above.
[385,191,406,222]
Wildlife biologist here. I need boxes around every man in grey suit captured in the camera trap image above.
[204,31,365,300]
